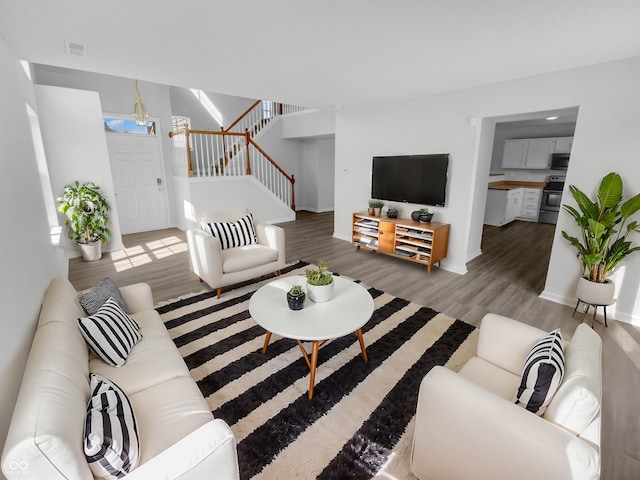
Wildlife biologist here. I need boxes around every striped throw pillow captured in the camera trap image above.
[205,213,257,250]
[514,328,565,415]
[78,297,142,367]
[84,373,140,479]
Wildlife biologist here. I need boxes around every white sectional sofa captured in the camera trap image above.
[411,313,602,480]
[1,276,239,479]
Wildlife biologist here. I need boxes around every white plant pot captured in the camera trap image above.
[306,281,334,303]
[78,241,102,262]
[576,276,615,305]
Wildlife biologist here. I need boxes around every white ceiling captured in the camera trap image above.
[1,1,639,108]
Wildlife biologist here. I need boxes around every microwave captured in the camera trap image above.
[550,152,570,170]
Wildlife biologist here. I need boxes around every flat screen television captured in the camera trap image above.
[371,154,449,207]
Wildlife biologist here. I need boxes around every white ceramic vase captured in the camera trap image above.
[306,281,334,303]
[576,276,615,305]
[78,241,102,262]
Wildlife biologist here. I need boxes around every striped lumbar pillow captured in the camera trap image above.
[205,212,257,250]
[84,373,140,479]
[514,328,565,415]
[78,297,142,367]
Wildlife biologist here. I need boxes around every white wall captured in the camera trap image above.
[334,57,640,324]
[169,86,256,130]
[298,139,335,212]
[35,85,124,255]
[0,39,66,469]
[33,66,178,226]
[179,177,295,230]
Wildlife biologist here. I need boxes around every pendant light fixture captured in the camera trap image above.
[132,80,149,126]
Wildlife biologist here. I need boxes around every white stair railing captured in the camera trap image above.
[168,128,296,210]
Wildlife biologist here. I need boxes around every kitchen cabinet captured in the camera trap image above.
[553,137,573,153]
[517,188,543,221]
[502,137,572,169]
[484,188,523,226]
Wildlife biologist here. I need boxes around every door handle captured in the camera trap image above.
[157,178,162,186]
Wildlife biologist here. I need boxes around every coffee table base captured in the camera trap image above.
[261,329,368,399]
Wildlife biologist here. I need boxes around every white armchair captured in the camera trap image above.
[187,209,285,298]
[410,314,602,480]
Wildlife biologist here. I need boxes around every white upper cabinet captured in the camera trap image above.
[525,138,555,168]
[502,140,528,168]
[501,136,572,169]
[554,137,573,153]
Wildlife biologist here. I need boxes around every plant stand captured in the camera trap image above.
[572,299,611,328]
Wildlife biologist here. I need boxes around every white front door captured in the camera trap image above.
[106,133,168,234]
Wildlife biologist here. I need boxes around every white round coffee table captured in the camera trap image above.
[249,275,374,399]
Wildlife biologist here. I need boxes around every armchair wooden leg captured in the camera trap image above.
[274,270,282,276]
[216,287,221,299]
[199,277,203,283]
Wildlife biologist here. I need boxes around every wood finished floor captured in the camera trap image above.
[68,210,640,480]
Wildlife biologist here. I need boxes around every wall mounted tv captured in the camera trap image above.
[371,153,449,207]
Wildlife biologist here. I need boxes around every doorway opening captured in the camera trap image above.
[479,106,579,294]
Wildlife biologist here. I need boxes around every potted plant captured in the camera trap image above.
[561,172,640,305]
[411,208,433,223]
[286,284,306,310]
[57,181,112,262]
[368,199,384,217]
[305,261,334,303]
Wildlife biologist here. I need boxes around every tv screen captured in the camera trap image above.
[371,154,449,207]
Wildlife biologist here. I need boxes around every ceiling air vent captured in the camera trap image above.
[65,41,86,57]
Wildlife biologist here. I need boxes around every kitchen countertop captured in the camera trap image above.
[488,180,548,191]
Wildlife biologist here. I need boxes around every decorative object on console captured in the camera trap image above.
[304,261,334,302]
[386,207,398,218]
[561,172,640,318]
[411,208,433,222]
[286,284,305,310]
[56,181,111,261]
[368,199,384,217]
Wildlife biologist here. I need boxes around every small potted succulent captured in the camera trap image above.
[286,284,306,310]
[411,208,433,223]
[368,199,385,217]
[305,261,334,303]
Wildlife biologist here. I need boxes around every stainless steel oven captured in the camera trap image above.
[539,175,565,224]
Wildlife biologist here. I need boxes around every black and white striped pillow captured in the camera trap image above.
[78,297,142,367]
[205,213,257,250]
[514,328,565,415]
[84,373,140,479]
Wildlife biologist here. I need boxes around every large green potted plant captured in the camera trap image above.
[57,181,111,261]
[561,172,640,304]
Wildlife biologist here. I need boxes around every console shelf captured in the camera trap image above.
[351,212,450,272]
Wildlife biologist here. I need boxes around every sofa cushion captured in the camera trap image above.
[458,357,521,400]
[78,298,143,367]
[90,334,190,396]
[84,373,140,479]
[544,323,602,436]
[129,375,214,464]
[221,244,278,273]
[514,328,565,415]
[205,213,257,250]
[79,277,130,316]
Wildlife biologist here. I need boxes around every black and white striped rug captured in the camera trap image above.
[157,262,478,479]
